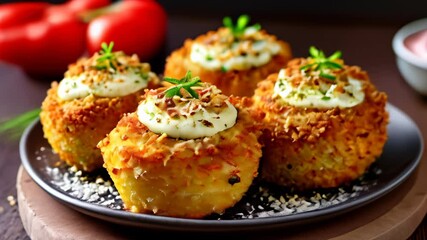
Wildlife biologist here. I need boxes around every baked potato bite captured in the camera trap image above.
[40,42,160,172]
[252,46,389,190]
[164,15,292,97]
[98,72,262,218]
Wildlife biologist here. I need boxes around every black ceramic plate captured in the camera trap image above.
[20,104,423,232]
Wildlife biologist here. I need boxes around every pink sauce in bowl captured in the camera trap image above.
[404,29,427,59]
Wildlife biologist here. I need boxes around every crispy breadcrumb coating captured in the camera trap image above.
[252,58,389,190]
[40,83,146,172]
[40,50,160,172]
[98,87,262,218]
[164,27,292,97]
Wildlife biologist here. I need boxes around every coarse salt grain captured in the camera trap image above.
[7,195,16,206]
[40,145,380,220]
[45,164,123,210]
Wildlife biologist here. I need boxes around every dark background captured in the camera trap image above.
[157,0,427,24]
[0,0,426,25]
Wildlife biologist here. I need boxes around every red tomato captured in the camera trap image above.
[0,0,111,79]
[0,2,50,29]
[86,0,167,61]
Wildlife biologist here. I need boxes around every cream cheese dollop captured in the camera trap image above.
[190,27,282,71]
[137,87,238,139]
[274,69,365,108]
[57,71,153,100]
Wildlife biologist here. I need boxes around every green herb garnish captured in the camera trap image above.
[300,46,343,81]
[0,108,41,140]
[223,14,261,38]
[163,71,202,99]
[95,42,116,70]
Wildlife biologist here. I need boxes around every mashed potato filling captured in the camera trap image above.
[274,69,365,108]
[190,27,282,71]
[57,71,153,100]
[137,87,238,139]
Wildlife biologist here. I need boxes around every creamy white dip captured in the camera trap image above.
[137,94,238,139]
[190,27,282,71]
[57,71,153,100]
[274,69,365,108]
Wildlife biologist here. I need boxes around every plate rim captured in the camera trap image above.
[19,103,424,232]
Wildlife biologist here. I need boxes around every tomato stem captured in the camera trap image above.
[78,1,122,23]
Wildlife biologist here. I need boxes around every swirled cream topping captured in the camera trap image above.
[58,71,154,100]
[57,49,155,101]
[137,84,238,139]
[274,68,365,108]
[190,27,282,71]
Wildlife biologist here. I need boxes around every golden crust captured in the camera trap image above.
[40,81,158,172]
[251,59,389,190]
[163,28,292,97]
[39,47,161,172]
[98,97,262,218]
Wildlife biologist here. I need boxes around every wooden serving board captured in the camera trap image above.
[16,162,427,240]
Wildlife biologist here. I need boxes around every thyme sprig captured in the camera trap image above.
[0,108,40,140]
[164,71,202,99]
[95,42,116,71]
[223,14,261,38]
[300,46,343,81]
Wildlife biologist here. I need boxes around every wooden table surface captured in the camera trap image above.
[1,11,427,239]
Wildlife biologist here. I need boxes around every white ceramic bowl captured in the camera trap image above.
[392,18,427,95]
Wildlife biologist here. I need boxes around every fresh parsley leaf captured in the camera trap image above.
[164,71,202,99]
[328,50,342,61]
[95,41,116,70]
[300,46,343,81]
[322,61,343,70]
[223,14,261,38]
[309,46,320,58]
[319,72,336,80]
[300,63,315,71]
